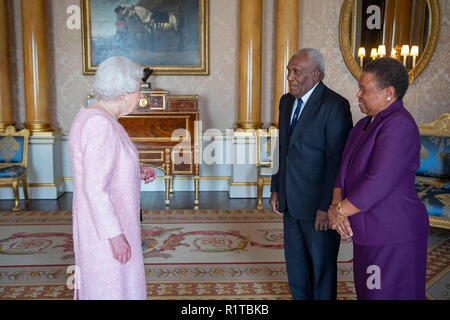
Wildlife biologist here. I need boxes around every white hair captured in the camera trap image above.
[94,56,142,100]
[293,48,326,80]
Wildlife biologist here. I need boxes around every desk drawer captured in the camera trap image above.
[139,150,165,163]
[169,99,197,112]
[120,115,196,141]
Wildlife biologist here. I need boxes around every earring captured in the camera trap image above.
[387,97,391,101]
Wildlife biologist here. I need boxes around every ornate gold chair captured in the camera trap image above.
[416,113,450,229]
[0,126,30,211]
[256,127,278,210]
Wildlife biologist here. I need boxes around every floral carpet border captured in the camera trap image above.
[0,280,359,300]
[0,210,282,225]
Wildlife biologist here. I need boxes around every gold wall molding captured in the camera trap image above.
[0,180,64,189]
[64,176,268,188]
[63,176,232,182]
[231,182,257,187]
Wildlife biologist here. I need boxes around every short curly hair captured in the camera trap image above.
[94,56,142,101]
[363,57,409,99]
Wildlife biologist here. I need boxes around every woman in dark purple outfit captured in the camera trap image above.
[327,57,429,300]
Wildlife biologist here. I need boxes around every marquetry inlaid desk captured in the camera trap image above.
[118,89,200,206]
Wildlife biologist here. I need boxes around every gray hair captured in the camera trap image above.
[94,56,142,100]
[293,48,325,80]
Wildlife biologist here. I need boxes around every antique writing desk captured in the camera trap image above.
[118,89,200,206]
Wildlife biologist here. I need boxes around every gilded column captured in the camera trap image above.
[0,0,14,131]
[21,0,53,133]
[237,0,262,130]
[272,0,299,128]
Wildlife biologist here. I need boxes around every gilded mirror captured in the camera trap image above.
[339,0,441,83]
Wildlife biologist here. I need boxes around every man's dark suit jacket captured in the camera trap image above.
[271,81,353,220]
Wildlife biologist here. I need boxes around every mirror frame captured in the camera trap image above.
[339,0,441,84]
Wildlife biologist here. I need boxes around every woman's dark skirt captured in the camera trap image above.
[353,237,428,300]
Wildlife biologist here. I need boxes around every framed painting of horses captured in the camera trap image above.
[81,0,209,75]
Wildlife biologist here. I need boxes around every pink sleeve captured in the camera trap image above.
[80,115,123,239]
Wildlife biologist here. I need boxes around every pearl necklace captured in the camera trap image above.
[99,101,117,120]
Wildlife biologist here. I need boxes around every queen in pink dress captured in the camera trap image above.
[68,57,156,300]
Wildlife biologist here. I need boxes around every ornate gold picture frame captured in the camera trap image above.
[81,0,209,75]
[339,0,441,84]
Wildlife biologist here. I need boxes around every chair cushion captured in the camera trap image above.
[417,135,450,179]
[0,136,25,163]
[154,167,165,177]
[0,166,26,178]
[416,182,450,218]
[258,167,273,177]
[258,136,274,164]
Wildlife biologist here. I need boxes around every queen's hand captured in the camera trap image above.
[109,234,131,264]
[140,165,157,184]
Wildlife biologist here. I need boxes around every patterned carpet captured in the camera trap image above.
[0,210,448,300]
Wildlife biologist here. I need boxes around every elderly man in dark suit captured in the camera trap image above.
[270,48,353,300]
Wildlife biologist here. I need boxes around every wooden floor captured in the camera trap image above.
[0,192,273,212]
